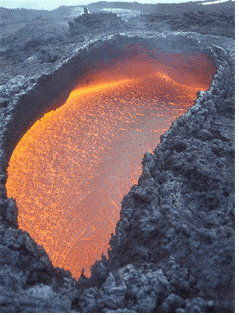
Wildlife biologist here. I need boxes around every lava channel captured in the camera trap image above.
[6,52,215,278]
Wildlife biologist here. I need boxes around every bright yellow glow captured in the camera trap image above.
[6,52,216,279]
[70,79,133,99]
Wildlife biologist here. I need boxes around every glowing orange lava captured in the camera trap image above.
[6,52,215,278]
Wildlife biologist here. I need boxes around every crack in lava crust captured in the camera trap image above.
[6,53,215,278]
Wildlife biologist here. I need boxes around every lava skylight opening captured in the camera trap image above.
[6,49,216,279]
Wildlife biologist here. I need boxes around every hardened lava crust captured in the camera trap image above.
[0,2,235,313]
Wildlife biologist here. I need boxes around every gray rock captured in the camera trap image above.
[160,294,185,312]
[98,273,127,309]
[3,198,18,227]
[76,287,98,312]
[197,129,214,141]
[0,3,235,312]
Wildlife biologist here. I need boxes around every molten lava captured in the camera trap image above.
[6,51,215,278]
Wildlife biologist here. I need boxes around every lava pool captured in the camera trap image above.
[6,50,216,278]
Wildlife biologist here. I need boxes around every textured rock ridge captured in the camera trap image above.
[0,6,235,313]
[72,42,235,312]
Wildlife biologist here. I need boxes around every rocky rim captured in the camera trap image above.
[0,1,235,312]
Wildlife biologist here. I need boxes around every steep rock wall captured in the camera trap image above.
[73,37,235,313]
[0,32,234,312]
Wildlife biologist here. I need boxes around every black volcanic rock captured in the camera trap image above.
[68,12,127,35]
[141,1,235,38]
[0,1,235,312]
[168,10,235,38]
[72,35,235,313]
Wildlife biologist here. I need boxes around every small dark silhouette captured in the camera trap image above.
[84,7,90,15]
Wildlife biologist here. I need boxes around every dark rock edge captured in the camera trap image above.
[0,32,235,312]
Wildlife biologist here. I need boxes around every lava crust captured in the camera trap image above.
[6,53,215,278]
[0,2,235,313]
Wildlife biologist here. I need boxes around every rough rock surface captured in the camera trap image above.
[144,5,235,38]
[0,2,235,313]
[72,38,235,313]
[68,12,128,35]
[0,219,77,312]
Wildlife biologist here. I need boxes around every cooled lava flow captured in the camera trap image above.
[6,51,215,278]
